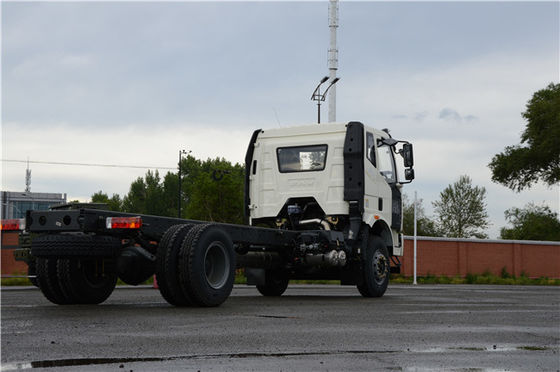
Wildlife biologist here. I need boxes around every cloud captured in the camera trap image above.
[438,108,479,123]
[438,108,463,122]
[414,111,429,122]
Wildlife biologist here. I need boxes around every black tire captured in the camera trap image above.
[57,258,117,304]
[357,235,390,298]
[31,234,120,258]
[179,224,235,307]
[35,258,74,304]
[27,258,39,287]
[155,224,195,306]
[256,270,289,296]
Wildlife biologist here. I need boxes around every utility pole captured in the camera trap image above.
[413,191,418,285]
[327,0,339,123]
[177,149,190,218]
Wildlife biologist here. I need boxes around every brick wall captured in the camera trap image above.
[1,232,28,276]
[2,232,559,279]
[401,237,560,279]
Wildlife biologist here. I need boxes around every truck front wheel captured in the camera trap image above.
[256,270,289,296]
[357,235,390,297]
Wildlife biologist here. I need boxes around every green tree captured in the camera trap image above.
[144,170,167,216]
[91,191,122,211]
[432,175,489,239]
[500,203,560,241]
[185,157,245,224]
[116,155,245,223]
[178,155,203,218]
[122,177,147,214]
[402,194,438,236]
[489,83,560,191]
[162,171,179,218]
[121,170,170,216]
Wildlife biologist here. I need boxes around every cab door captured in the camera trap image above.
[363,131,393,226]
[376,139,401,230]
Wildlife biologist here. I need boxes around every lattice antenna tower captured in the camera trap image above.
[25,158,31,192]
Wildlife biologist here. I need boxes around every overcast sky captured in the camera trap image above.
[2,1,559,238]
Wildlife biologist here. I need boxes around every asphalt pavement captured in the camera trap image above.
[1,284,559,371]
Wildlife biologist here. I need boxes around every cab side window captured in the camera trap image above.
[366,132,376,167]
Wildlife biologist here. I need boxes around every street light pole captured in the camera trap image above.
[310,76,340,124]
[311,76,329,124]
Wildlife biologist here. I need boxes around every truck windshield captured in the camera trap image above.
[377,144,396,183]
[277,145,327,173]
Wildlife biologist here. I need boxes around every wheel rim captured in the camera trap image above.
[80,259,110,289]
[204,241,230,289]
[372,251,388,285]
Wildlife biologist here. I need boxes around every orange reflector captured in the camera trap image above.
[374,215,380,220]
[0,218,25,231]
[106,217,142,229]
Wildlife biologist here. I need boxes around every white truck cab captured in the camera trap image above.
[246,121,414,258]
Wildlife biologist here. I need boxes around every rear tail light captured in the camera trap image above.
[0,218,25,231]
[106,217,142,230]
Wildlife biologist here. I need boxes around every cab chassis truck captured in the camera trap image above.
[4,121,414,307]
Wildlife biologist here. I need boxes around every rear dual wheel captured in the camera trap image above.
[156,224,235,307]
[32,234,118,305]
[35,257,117,305]
[57,258,117,304]
[35,258,72,305]
[155,224,195,306]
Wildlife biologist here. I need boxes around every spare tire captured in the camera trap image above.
[31,234,120,258]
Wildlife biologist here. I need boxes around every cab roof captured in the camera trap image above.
[257,122,389,139]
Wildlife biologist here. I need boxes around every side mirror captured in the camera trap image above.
[403,143,414,168]
[405,168,415,181]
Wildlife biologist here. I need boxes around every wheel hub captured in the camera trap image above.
[373,251,388,284]
[204,241,230,289]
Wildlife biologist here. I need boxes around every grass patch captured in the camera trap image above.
[4,270,559,287]
[517,346,549,351]
[390,273,560,286]
[235,270,247,284]
[450,347,486,351]
[1,277,33,286]
[290,280,340,285]
[116,276,154,286]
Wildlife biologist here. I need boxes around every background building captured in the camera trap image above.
[1,191,67,219]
